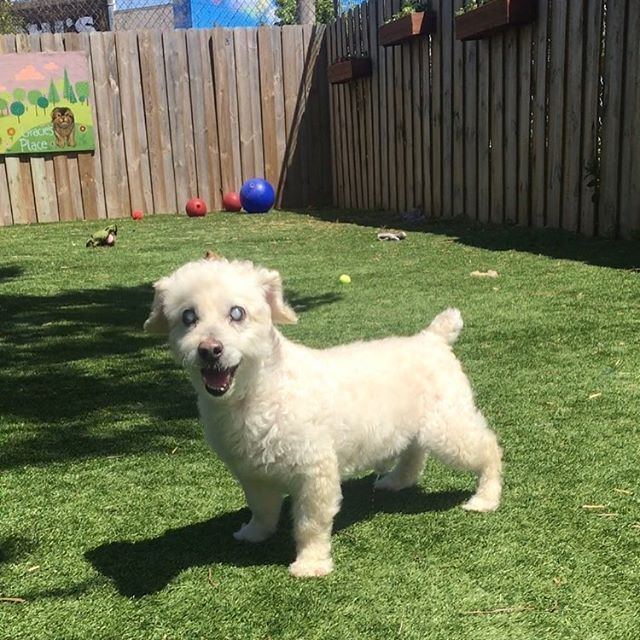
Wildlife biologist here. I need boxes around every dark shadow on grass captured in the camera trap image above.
[0,265,24,283]
[0,535,36,567]
[302,210,640,271]
[86,475,469,598]
[0,282,340,470]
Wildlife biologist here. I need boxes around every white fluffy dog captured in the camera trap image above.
[145,257,502,577]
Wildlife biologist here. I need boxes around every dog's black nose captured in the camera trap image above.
[198,339,224,362]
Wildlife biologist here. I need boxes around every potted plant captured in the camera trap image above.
[455,0,536,41]
[378,1,437,47]
[328,53,372,85]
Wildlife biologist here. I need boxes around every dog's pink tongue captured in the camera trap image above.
[203,368,230,389]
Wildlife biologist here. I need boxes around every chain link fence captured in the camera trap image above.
[1,0,364,33]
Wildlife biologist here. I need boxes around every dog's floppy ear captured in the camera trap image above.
[256,267,298,325]
[144,278,170,334]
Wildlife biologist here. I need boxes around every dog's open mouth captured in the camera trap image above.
[201,365,238,396]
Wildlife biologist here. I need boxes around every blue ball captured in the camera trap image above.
[240,178,275,214]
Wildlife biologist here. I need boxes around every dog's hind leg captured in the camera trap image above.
[373,441,428,491]
[289,463,342,578]
[233,479,284,543]
[428,410,502,513]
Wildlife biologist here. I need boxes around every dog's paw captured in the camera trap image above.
[288,557,334,578]
[373,473,411,492]
[232,521,273,543]
[462,495,500,513]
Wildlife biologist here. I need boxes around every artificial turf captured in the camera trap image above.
[0,211,639,639]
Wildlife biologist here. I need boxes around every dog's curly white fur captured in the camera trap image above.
[145,258,502,577]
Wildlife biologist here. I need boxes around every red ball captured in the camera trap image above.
[185,197,207,217]
[131,209,144,220]
[222,191,242,212]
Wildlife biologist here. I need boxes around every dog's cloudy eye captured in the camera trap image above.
[182,308,198,327]
[229,306,245,322]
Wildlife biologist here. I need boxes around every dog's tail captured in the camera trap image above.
[423,308,463,345]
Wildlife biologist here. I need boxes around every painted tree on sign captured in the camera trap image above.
[37,96,49,111]
[48,80,60,105]
[63,69,78,103]
[75,81,90,105]
[13,87,25,103]
[28,89,43,114]
[0,96,8,116]
[10,101,25,123]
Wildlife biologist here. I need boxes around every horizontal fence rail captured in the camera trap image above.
[327,0,640,239]
[0,25,331,225]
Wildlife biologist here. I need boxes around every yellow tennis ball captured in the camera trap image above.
[339,274,351,284]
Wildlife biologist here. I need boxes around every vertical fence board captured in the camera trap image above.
[431,1,443,217]
[464,38,478,221]
[211,28,242,195]
[361,3,375,210]
[349,8,364,210]
[546,2,568,228]
[410,35,423,212]
[452,0,465,217]
[378,0,390,209]
[234,28,264,184]
[115,30,153,215]
[530,0,549,227]
[187,29,222,211]
[258,28,287,195]
[368,0,382,209]
[138,29,177,214]
[503,30,518,222]
[90,31,130,218]
[441,0,453,217]
[386,0,399,210]
[477,39,490,223]
[280,25,306,207]
[163,30,197,210]
[579,1,603,236]
[392,0,406,213]
[490,35,504,224]
[517,24,533,227]
[421,30,433,216]
[599,0,627,237]
[561,2,586,233]
[326,23,340,206]
[65,32,106,221]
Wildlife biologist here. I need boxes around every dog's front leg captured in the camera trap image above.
[233,478,283,543]
[289,466,342,578]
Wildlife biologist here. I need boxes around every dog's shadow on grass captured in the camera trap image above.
[85,475,469,598]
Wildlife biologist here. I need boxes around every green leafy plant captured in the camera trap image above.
[585,156,600,205]
[274,0,334,25]
[455,0,492,17]
[386,0,430,23]
[0,0,22,33]
[333,51,370,63]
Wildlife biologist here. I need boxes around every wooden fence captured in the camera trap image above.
[327,0,640,238]
[0,26,331,226]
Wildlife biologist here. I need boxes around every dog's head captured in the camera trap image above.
[144,258,297,400]
[51,107,74,129]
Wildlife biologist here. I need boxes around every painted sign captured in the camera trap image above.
[0,52,95,156]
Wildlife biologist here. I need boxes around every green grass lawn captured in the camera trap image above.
[1,211,639,639]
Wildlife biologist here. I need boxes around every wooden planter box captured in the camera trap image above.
[328,58,372,84]
[378,12,437,47]
[455,0,536,41]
